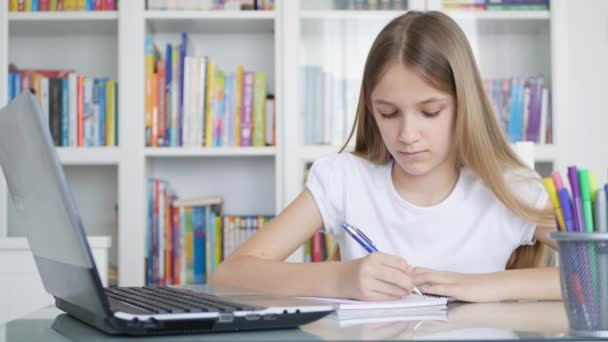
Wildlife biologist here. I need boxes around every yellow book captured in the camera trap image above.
[77,0,85,10]
[204,61,215,147]
[145,76,153,146]
[235,65,243,146]
[215,216,222,266]
[31,73,42,106]
[25,0,32,12]
[106,80,116,146]
[144,39,157,147]
[9,0,18,12]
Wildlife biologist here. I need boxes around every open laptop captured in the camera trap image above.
[0,92,334,335]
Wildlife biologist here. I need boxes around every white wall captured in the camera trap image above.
[562,0,608,184]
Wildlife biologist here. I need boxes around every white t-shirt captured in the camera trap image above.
[305,152,548,274]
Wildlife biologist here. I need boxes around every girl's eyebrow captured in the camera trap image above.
[420,97,448,104]
[371,99,396,106]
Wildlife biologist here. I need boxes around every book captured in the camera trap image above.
[173,196,223,208]
[302,294,448,320]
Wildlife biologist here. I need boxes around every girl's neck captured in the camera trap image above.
[391,159,460,207]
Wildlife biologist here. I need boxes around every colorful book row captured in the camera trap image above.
[145,34,275,148]
[9,0,117,12]
[146,177,273,286]
[442,0,549,11]
[147,0,274,11]
[484,76,552,144]
[8,68,118,147]
[301,66,358,146]
[305,231,337,263]
[333,0,408,10]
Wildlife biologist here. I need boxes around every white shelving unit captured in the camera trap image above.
[0,0,568,286]
[0,1,124,283]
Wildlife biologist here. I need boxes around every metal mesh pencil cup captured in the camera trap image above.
[552,232,608,337]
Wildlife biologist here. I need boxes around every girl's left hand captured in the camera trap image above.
[413,267,502,303]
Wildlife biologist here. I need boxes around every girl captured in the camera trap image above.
[212,11,561,302]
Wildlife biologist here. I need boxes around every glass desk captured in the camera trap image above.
[0,301,587,341]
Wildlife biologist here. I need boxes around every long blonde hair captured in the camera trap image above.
[338,11,554,269]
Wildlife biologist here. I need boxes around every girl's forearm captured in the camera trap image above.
[211,256,346,297]
[486,267,562,301]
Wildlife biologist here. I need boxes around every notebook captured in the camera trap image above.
[301,294,448,321]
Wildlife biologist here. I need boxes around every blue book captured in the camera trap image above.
[507,77,521,142]
[208,206,217,276]
[14,73,21,99]
[98,78,107,146]
[146,178,154,286]
[178,32,188,146]
[165,43,172,147]
[193,206,206,284]
[86,0,93,10]
[61,78,69,147]
[8,73,14,101]
[32,0,39,11]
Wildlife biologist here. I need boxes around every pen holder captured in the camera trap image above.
[552,232,608,337]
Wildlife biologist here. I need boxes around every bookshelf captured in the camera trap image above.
[0,0,568,286]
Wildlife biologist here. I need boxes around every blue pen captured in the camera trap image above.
[341,222,423,296]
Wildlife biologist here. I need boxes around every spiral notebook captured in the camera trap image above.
[301,294,448,321]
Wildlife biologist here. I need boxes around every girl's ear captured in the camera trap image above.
[534,225,558,251]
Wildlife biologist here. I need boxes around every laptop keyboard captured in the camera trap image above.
[105,287,261,314]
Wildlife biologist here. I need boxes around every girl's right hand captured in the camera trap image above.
[339,252,416,301]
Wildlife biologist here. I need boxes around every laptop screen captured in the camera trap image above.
[0,92,110,316]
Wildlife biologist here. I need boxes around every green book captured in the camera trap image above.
[184,207,194,285]
[252,71,267,147]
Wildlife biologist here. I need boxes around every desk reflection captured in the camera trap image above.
[301,301,570,340]
[3,301,571,341]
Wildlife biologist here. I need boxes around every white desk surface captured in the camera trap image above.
[1,300,582,341]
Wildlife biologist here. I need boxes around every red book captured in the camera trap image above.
[57,0,63,11]
[105,0,114,10]
[311,231,323,262]
[152,179,160,285]
[164,189,172,285]
[171,203,180,285]
[95,0,101,10]
[40,0,49,11]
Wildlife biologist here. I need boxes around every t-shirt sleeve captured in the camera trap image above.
[305,154,346,237]
[508,169,549,246]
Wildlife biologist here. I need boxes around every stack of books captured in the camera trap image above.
[333,0,408,10]
[147,0,274,11]
[145,33,275,148]
[300,66,358,146]
[8,0,117,12]
[442,0,549,11]
[8,66,118,147]
[484,76,552,144]
[146,177,274,286]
